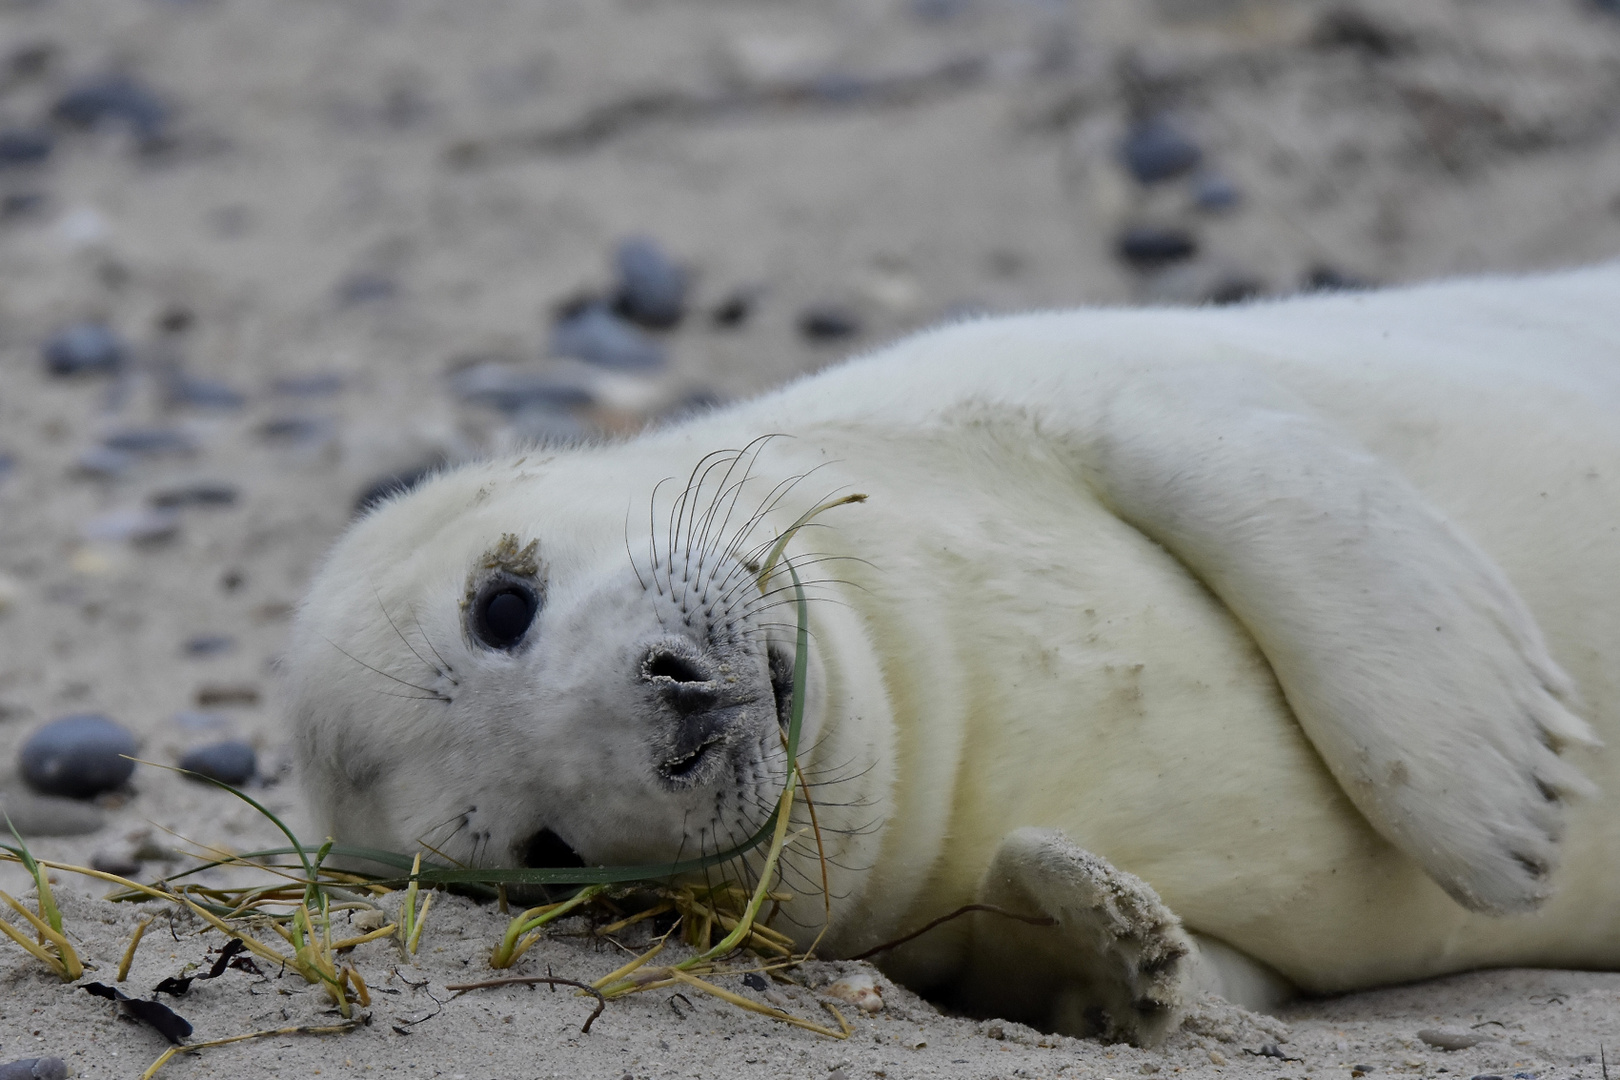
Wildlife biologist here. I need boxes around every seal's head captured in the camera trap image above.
[284,448,820,876]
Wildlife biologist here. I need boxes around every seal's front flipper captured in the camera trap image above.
[954,827,1197,1046]
[1081,368,1596,914]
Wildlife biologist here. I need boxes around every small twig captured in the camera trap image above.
[445,975,607,1033]
[141,1018,364,1079]
[847,904,1056,961]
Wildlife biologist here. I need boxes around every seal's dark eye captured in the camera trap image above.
[472,585,538,650]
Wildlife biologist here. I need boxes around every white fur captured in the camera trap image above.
[286,262,1620,1027]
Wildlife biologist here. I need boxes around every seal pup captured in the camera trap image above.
[286,262,1619,1043]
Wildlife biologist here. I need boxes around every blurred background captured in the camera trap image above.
[1,0,1619,871]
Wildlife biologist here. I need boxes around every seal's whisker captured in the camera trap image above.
[405,602,457,684]
[322,636,451,703]
[692,437,781,577]
[370,584,448,682]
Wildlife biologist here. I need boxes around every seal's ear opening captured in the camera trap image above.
[519,827,586,870]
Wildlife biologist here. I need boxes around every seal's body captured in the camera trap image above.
[288,264,1620,1039]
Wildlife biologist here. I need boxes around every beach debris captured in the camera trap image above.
[1116,225,1198,269]
[798,304,861,341]
[825,972,884,1013]
[42,322,126,377]
[550,302,667,371]
[612,236,689,329]
[1418,1028,1494,1050]
[0,1057,69,1080]
[19,714,138,799]
[82,982,193,1043]
[177,740,257,786]
[1120,116,1202,184]
[1244,1043,1302,1061]
[153,938,260,996]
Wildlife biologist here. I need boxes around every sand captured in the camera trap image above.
[2,0,1620,1076]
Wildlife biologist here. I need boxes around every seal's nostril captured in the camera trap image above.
[643,648,710,684]
[519,827,585,870]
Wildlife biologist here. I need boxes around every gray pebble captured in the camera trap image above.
[450,362,595,413]
[19,714,138,799]
[81,507,181,544]
[178,740,257,786]
[0,1056,70,1080]
[0,452,14,482]
[1303,264,1373,292]
[354,465,437,514]
[798,304,861,341]
[182,633,237,657]
[0,786,107,837]
[1115,225,1198,269]
[259,415,334,444]
[42,322,127,377]
[1417,1029,1492,1051]
[336,271,399,305]
[550,303,666,372]
[90,848,141,876]
[75,446,135,480]
[53,72,169,145]
[1119,116,1202,185]
[612,236,688,329]
[710,288,757,329]
[150,482,239,509]
[1192,170,1242,212]
[166,374,246,409]
[0,127,54,168]
[1,191,47,219]
[102,427,197,456]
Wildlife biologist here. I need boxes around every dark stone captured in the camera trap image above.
[550,303,667,371]
[42,322,126,377]
[710,288,757,328]
[178,740,257,786]
[151,483,239,509]
[271,372,344,397]
[1,191,47,218]
[18,714,138,799]
[52,73,169,144]
[742,972,768,991]
[355,465,437,514]
[0,453,13,482]
[1310,8,1409,58]
[0,127,54,168]
[166,375,246,409]
[798,304,861,341]
[1303,264,1374,292]
[1115,226,1198,269]
[1206,274,1264,306]
[182,633,237,657]
[0,1056,70,1080]
[91,849,141,876]
[75,447,135,480]
[336,271,399,305]
[1119,116,1202,185]
[1191,170,1241,212]
[450,362,595,413]
[612,237,688,329]
[259,415,333,443]
[102,428,197,456]
[156,306,194,334]
[81,508,181,544]
[910,0,975,21]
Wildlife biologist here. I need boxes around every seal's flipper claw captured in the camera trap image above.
[1082,368,1597,914]
[955,828,1195,1047]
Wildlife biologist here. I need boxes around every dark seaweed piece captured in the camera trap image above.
[81,982,193,1044]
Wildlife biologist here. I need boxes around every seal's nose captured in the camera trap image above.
[641,642,720,715]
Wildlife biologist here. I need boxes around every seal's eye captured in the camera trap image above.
[472,584,539,650]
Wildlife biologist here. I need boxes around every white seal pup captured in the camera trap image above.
[286,262,1620,1043]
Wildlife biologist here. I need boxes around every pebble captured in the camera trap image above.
[550,303,667,372]
[798,304,861,341]
[0,452,14,483]
[259,415,334,444]
[18,714,138,799]
[81,506,181,544]
[0,1056,70,1080]
[166,374,246,409]
[1418,1028,1492,1051]
[354,465,437,514]
[1303,264,1373,292]
[0,127,54,168]
[741,972,768,991]
[336,271,400,305]
[710,287,757,328]
[150,482,239,509]
[449,362,595,413]
[825,972,883,1013]
[612,236,688,329]
[52,73,169,145]
[1,191,46,218]
[90,848,142,876]
[1115,225,1198,269]
[1192,170,1242,212]
[178,740,257,786]
[1119,116,1203,184]
[0,786,107,836]
[74,446,135,480]
[42,322,127,377]
[182,633,237,657]
[102,427,197,456]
